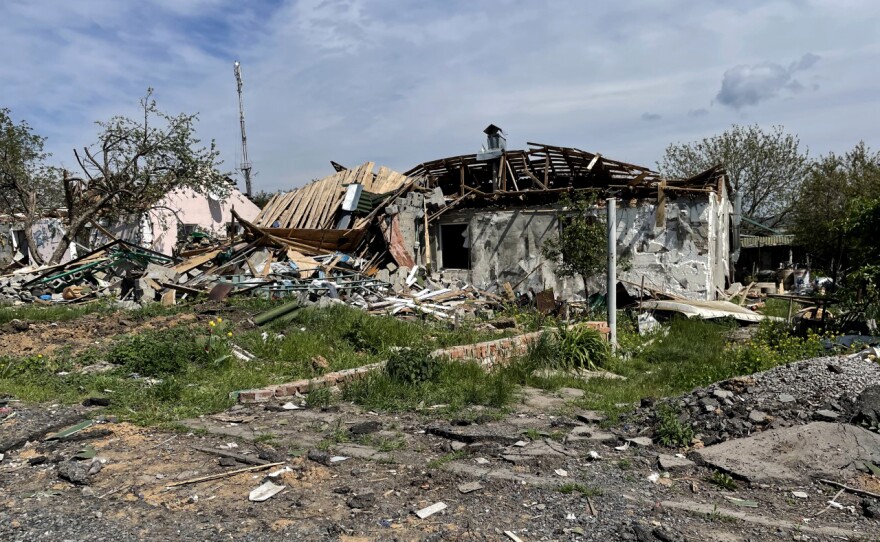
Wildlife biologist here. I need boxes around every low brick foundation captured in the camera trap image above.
[236,322,609,403]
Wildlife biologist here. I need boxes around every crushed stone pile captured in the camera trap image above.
[629,355,880,446]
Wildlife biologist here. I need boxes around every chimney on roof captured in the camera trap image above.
[483,124,506,151]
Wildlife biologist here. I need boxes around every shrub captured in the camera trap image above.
[724,320,825,374]
[384,347,439,385]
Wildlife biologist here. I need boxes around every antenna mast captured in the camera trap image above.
[233,61,253,197]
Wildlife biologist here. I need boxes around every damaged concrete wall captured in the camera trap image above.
[432,193,729,301]
[0,224,14,266]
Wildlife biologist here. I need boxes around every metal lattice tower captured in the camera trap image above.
[233,61,253,197]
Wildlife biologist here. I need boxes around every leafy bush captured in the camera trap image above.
[384,347,439,385]
[655,404,694,448]
[724,320,825,374]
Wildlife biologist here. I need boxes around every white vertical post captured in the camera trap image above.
[607,197,617,348]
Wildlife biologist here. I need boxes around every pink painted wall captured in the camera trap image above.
[149,188,260,255]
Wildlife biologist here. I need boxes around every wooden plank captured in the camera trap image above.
[287,180,320,229]
[286,249,317,278]
[173,249,221,274]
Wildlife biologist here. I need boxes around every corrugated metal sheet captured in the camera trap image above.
[740,234,795,248]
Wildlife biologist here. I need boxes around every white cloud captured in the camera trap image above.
[1,0,879,192]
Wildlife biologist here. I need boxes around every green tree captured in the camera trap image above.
[542,192,607,296]
[0,108,62,264]
[50,89,230,263]
[792,142,880,281]
[659,125,809,228]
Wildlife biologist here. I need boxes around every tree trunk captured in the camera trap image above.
[21,215,46,266]
[48,193,114,264]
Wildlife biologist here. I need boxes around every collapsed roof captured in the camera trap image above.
[406,141,727,205]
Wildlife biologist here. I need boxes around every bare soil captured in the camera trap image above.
[2,388,878,542]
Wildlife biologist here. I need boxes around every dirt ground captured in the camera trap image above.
[0,311,201,358]
[2,388,878,542]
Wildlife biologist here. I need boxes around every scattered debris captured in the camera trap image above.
[458,481,483,494]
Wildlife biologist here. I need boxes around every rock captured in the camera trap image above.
[58,460,102,485]
[658,454,695,472]
[712,389,734,400]
[558,387,585,399]
[9,319,29,332]
[457,481,483,494]
[219,457,237,467]
[626,437,653,447]
[812,409,839,422]
[307,449,331,466]
[692,422,880,484]
[28,456,48,466]
[81,397,111,407]
[451,442,467,451]
[826,364,844,374]
[853,385,880,429]
[346,489,375,509]
[792,491,809,499]
[748,410,768,423]
[577,411,607,424]
[861,498,880,519]
[348,421,381,435]
[778,393,796,403]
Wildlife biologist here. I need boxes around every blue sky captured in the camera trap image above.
[2,0,878,192]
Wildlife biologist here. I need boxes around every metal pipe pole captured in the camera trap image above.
[607,197,617,348]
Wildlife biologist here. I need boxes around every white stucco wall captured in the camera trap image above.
[433,193,729,301]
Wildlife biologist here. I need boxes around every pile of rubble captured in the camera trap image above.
[629,355,880,446]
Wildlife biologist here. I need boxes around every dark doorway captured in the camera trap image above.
[440,223,470,270]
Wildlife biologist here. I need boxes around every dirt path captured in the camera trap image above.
[2,389,877,541]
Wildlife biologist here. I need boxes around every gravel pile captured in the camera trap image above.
[634,355,880,445]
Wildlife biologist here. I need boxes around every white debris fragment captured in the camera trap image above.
[281,402,300,410]
[475,457,490,465]
[219,442,238,450]
[647,472,661,484]
[588,450,602,460]
[329,456,349,463]
[504,531,524,542]
[554,469,568,477]
[792,491,809,499]
[513,440,528,447]
[615,442,630,451]
[249,481,285,502]
[415,501,447,519]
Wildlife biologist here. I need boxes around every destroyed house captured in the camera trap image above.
[251,126,731,302]
[401,128,731,300]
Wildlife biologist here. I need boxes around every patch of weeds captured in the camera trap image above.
[706,471,738,491]
[306,387,334,408]
[108,327,203,377]
[557,483,603,497]
[375,436,407,452]
[344,359,516,413]
[254,433,279,446]
[523,428,543,441]
[617,458,632,470]
[655,404,694,448]
[554,324,610,371]
[426,450,466,469]
[706,505,739,523]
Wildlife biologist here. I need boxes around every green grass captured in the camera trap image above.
[0,300,112,325]
[426,450,467,469]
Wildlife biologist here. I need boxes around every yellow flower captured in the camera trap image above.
[227,332,232,337]
[217,318,223,323]
[38,354,43,359]
[209,321,216,327]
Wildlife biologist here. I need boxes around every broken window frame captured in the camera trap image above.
[438,223,471,270]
